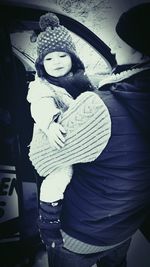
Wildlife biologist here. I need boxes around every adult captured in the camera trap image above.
[36,3,150,267]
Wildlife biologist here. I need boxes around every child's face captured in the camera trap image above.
[43,51,72,77]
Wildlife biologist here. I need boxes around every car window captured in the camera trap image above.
[70,31,111,75]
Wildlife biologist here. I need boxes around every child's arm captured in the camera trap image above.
[27,78,66,149]
[27,78,61,131]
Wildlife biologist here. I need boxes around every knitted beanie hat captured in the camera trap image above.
[36,12,77,63]
[116,3,150,56]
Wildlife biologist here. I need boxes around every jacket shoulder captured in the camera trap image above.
[27,77,55,103]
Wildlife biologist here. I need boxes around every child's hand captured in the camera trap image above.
[46,122,66,150]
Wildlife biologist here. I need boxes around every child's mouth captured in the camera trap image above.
[55,67,63,70]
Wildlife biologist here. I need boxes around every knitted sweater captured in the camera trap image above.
[28,91,111,176]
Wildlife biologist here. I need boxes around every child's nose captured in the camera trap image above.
[53,57,61,64]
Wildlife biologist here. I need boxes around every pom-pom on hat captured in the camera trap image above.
[36,12,77,62]
[116,3,150,56]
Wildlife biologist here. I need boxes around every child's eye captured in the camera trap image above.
[60,54,66,58]
[46,58,52,61]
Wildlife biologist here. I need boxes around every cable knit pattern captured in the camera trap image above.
[29,91,111,177]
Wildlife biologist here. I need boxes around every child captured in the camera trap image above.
[27,13,111,248]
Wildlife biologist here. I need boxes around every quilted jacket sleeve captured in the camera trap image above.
[27,78,61,132]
